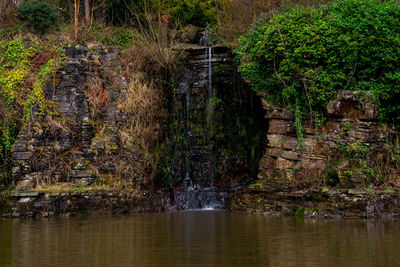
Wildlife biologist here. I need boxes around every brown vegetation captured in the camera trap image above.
[86,75,109,118]
[0,0,19,27]
[214,0,331,45]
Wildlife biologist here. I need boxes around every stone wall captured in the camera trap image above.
[258,90,399,188]
[11,46,149,189]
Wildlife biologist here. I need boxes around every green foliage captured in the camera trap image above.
[168,0,217,27]
[338,141,369,158]
[110,28,135,49]
[0,39,63,119]
[0,38,64,186]
[106,0,217,28]
[17,1,58,34]
[89,25,137,50]
[392,141,400,163]
[235,0,400,139]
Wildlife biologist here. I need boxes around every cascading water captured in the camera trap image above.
[206,46,215,186]
[165,43,267,210]
[179,71,192,190]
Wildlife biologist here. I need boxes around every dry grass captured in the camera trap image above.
[119,2,181,153]
[86,75,109,119]
[115,4,182,181]
[0,0,19,28]
[123,4,181,77]
[119,73,165,152]
[0,99,9,124]
[31,182,141,194]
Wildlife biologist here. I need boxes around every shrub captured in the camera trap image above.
[235,0,400,137]
[17,1,58,34]
[88,25,137,50]
[105,0,217,28]
[168,0,217,27]
[111,28,135,49]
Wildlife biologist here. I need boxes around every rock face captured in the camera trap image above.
[11,46,148,188]
[2,190,171,218]
[258,90,399,188]
[10,45,267,193]
[231,91,400,218]
[230,188,400,219]
[163,46,267,188]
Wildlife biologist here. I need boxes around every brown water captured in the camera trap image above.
[1,211,400,267]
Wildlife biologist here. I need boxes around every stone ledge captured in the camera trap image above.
[1,189,171,218]
[230,188,400,219]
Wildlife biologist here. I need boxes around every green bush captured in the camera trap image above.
[89,25,137,49]
[17,1,58,34]
[104,0,217,28]
[235,0,400,136]
[168,0,217,27]
[110,28,135,49]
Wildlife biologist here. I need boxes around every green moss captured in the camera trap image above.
[294,207,305,217]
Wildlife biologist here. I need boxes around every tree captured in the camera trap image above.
[17,1,58,34]
[84,0,90,23]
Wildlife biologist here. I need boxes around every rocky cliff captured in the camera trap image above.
[258,90,399,188]
[11,46,150,189]
[231,90,400,219]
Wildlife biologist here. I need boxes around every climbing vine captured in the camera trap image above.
[0,38,65,186]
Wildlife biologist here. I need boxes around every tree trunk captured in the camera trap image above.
[84,0,90,23]
[74,0,79,41]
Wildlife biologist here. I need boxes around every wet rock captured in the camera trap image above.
[230,188,400,219]
[173,189,231,210]
[18,197,33,203]
[3,189,171,218]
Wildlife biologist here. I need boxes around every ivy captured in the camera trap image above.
[0,39,65,186]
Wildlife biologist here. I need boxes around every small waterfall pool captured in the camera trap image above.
[172,188,231,211]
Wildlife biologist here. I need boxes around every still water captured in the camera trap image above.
[1,211,400,267]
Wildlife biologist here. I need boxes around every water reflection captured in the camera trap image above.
[0,219,11,266]
[1,211,400,266]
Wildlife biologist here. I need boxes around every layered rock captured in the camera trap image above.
[230,188,400,219]
[2,189,170,218]
[11,46,148,189]
[259,90,399,188]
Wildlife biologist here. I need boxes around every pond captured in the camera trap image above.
[1,211,399,266]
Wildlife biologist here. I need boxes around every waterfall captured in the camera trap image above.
[178,71,192,190]
[172,46,227,209]
[206,47,213,124]
[167,45,267,210]
[208,47,213,100]
[184,78,192,190]
[206,47,215,185]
